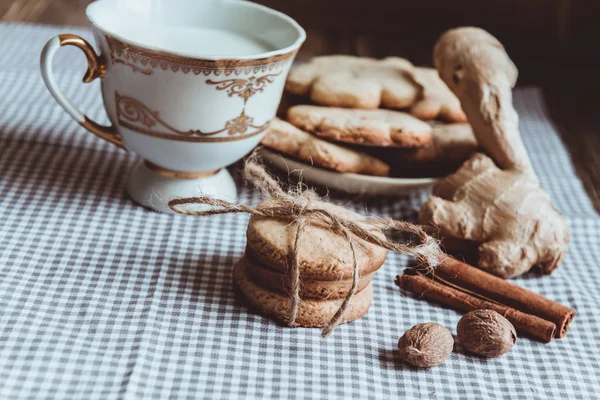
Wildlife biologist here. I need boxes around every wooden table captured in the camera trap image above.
[3,0,599,211]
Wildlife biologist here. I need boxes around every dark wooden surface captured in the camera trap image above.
[2,0,599,211]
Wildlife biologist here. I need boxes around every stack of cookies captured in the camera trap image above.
[262,55,477,178]
[234,201,387,327]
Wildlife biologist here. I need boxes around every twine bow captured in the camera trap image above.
[169,153,442,337]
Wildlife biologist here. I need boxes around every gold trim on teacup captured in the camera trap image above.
[207,72,281,103]
[105,35,295,76]
[115,92,270,143]
[144,160,220,179]
[59,34,106,82]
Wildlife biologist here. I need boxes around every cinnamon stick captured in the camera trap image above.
[435,255,575,338]
[396,274,557,342]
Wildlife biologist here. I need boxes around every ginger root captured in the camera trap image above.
[419,27,569,278]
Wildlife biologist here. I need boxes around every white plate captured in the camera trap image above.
[258,148,437,196]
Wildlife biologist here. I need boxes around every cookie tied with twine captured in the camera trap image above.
[169,153,442,337]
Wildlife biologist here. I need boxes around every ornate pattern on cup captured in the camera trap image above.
[113,69,283,143]
[106,35,296,76]
[103,34,293,143]
[115,92,271,143]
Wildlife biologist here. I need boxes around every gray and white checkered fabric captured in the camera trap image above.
[1,23,599,400]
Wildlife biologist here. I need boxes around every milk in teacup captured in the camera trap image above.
[117,26,275,56]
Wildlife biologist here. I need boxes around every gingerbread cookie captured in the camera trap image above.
[246,200,387,281]
[233,258,373,327]
[403,122,477,162]
[245,252,375,300]
[287,105,432,147]
[262,118,390,176]
[365,122,477,178]
[408,68,467,122]
[286,55,419,109]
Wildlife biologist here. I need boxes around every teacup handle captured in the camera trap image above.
[40,34,124,148]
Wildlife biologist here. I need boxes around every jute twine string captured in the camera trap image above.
[168,154,442,337]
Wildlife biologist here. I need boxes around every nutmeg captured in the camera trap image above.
[398,322,454,368]
[457,309,517,358]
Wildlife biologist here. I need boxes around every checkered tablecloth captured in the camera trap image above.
[1,23,599,400]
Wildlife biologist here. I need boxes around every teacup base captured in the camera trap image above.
[126,159,237,214]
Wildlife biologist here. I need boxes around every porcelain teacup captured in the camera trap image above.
[41,0,305,212]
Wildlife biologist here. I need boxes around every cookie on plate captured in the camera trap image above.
[408,68,467,122]
[362,122,477,178]
[287,105,432,148]
[286,55,419,109]
[233,258,374,327]
[245,251,376,300]
[262,118,390,176]
[246,200,387,281]
[402,122,476,163]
